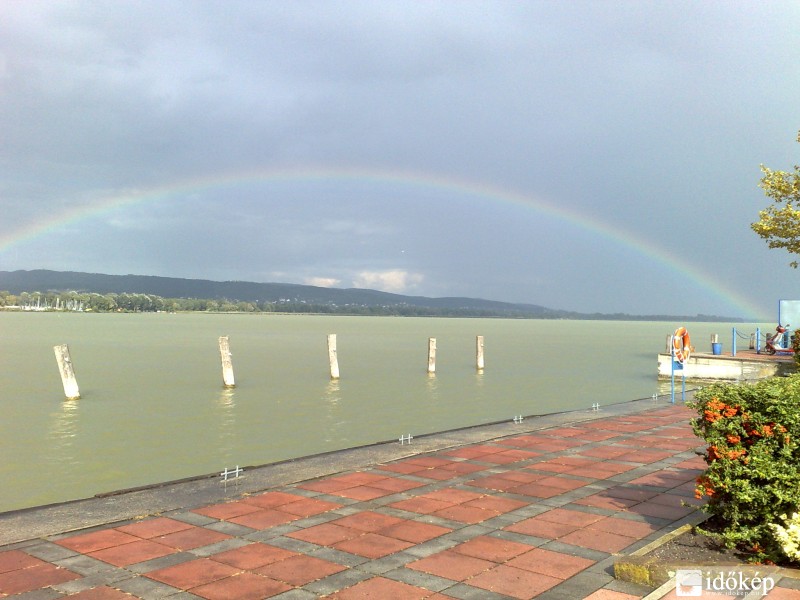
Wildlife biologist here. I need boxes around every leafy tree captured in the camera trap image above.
[752,131,800,266]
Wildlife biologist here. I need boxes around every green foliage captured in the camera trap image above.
[752,130,800,267]
[793,330,800,368]
[690,376,800,563]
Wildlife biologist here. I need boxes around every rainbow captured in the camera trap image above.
[0,165,766,320]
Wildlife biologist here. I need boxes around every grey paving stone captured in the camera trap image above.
[126,551,196,574]
[291,512,343,528]
[264,535,322,554]
[54,554,119,575]
[308,546,369,567]
[301,568,374,596]
[164,511,217,527]
[478,513,523,530]
[351,551,417,574]
[243,523,301,541]
[189,536,250,557]
[382,565,456,592]
[439,582,514,599]
[440,524,493,543]
[23,541,79,562]
[115,575,183,599]
[535,570,613,599]
[402,536,460,558]
[540,539,611,562]
[7,589,64,600]
[271,589,319,599]
[203,520,255,536]
[490,529,549,547]
[53,568,135,594]
[603,576,657,596]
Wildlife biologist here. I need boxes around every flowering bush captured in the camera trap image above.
[690,374,800,563]
[770,513,800,562]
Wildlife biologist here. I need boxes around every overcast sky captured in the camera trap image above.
[2,1,799,320]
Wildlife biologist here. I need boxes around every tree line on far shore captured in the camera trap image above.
[0,289,551,318]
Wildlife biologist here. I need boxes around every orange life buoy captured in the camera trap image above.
[672,327,692,363]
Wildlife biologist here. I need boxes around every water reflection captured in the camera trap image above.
[214,388,237,460]
[426,372,439,400]
[322,380,344,444]
[47,399,80,467]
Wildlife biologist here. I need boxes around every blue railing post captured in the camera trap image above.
[756,327,761,353]
[732,327,736,357]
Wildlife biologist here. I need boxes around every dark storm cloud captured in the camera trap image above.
[1,1,799,318]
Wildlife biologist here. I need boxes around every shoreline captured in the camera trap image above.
[0,392,690,547]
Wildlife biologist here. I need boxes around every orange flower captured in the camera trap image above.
[707,445,721,460]
[722,405,739,417]
[704,410,722,423]
[726,434,741,444]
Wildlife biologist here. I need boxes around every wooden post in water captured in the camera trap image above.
[53,344,80,400]
[218,336,235,388]
[427,337,437,374]
[327,334,340,379]
[476,335,485,370]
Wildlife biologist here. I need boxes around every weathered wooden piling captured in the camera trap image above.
[218,336,235,388]
[53,344,80,400]
[427,337,437,374]
[327,334,340,379]
[476,335,485,370]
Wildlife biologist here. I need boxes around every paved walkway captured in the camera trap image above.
[2,400,800,599]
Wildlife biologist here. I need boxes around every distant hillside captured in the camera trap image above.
[0,269,745,321]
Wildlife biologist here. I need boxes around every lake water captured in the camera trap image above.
[0,313,758,513]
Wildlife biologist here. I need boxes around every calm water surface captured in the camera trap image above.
[0,313,756,512]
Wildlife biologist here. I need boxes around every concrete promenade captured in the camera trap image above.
[2,396,800,599]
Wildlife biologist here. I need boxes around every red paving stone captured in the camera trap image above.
[55,529,140,553]
[189,572,291,600]
[115,517,195,539]
[468,564,561,599]
[536,507,606,527]
[0,561,80,595]
[331,511,406,532]
[88,539,177,566]
[376,520,452,543]
[408,550,495,581]
[432,503,500,524]
[504,517,581,539]
[559,528,639,553]
[329,576,433,599]
[329,485,394,500]
[151,526,232,550]
[451,535,534,562]
[332,532,415,558]
[277,496,342,517]
[145,557,240,589]
[192,500,263,520]
[241,491,310,509]
[228,508,300,529]
[209,543,297,569]
[0,550,42,573]
[508,547,595,579]
[287,522,362,546]
[254,554,346,585]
